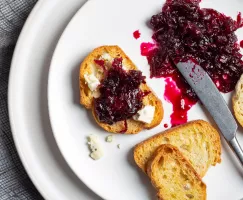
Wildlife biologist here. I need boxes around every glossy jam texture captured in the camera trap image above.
[133,30,141,39]
[164,77,197,127]
[240,40,243,48]
[94,58,146,125]
[148,0,243,94]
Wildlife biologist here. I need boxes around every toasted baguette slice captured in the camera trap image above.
[134,120,221,177]
[232,74,243,127]
[147,144,206,200]
[79,45,163,134]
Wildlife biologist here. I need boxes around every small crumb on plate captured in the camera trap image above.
[106,135,113,143]
[87,134,103,160]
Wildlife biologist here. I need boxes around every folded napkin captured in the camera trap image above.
[0,0,43,199]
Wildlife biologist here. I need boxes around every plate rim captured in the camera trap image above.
[9,1,51,199]
[8,0,97,200]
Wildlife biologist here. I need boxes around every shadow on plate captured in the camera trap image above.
[71,60,83,106]
[127,148,158,200]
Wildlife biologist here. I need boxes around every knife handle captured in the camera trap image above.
[228,137,243,166]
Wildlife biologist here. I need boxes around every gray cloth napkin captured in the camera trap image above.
[0,0,43,199]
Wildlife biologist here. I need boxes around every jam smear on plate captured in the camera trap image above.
[94,58,146,125]
[164,77,197,127]
[133,30,141,39]
[142,0,243,126]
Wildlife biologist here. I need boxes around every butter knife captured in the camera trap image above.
[176,60,243,166]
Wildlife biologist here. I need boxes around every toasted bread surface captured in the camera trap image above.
[232,74,243,127]
[80,45,163,134]
[134,120,221,177]
[147,144,206,200]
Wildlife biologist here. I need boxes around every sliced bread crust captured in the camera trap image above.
[232,74,243,127]
[147,144,206,200]
[134,120,221,177]
[79,46,163,134]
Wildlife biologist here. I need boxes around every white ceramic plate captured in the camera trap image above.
[8,0,101,199]
[48,0,243,199]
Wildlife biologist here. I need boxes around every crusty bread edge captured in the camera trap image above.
[232,94,243,128]
[232,74,243,127]
[147,144,207,200]
[134,119,222,175]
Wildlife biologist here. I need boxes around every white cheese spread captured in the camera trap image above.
[133,105,155,124]
[87,134,103,160]
[84,73,100,91]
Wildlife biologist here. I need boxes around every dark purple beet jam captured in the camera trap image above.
[119,120,128,133]
[94,59,106,72]
[164,123,168,128]
[240,40,243,48]
[94,58,146,125]
[146,0,243,95]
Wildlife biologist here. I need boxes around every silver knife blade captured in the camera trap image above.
[176,60,237,141]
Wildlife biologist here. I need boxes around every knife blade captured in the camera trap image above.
[176,60,243,166]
